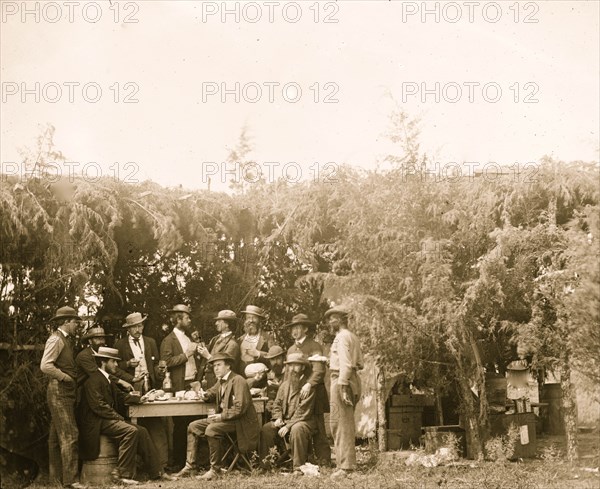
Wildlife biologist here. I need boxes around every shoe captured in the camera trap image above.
[114,478,140,486]
[160,472,177,481]
[331,468,350,479]
[174,464,195,477]
[195,468,220,480]
[66,483,89,489]
[292,469,303,476]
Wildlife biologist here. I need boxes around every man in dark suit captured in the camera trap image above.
[160,304,200,469]
[114,313,169,477]
[197,309,241,386]
[238,305,275,372]
[286,313,331,465]
[78,347,165,484]
[260,353,317,474]
[175,353,259,480]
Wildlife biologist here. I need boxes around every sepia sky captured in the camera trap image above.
[1,0,598,192]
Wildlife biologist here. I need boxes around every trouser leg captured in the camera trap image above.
[204,422,236,470]
[185,419,211,467]
[259,422,278,462]
[134,424,161,479]
[313,414,331,463]
[100,419,139,479]
[330,374,356,470]
[139,417,168,470]
[289,422,313,469]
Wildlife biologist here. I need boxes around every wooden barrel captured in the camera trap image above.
[81,435,117,485]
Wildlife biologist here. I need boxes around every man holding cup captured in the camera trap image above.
[238,305,275,372]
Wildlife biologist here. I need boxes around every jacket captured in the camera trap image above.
[288,337,329,414]
[204,372,259,453]
[271,374,317,429]
[114,335,161,389]
[160,330,200,392]
[237,331,275,372]
[198,333,241,386]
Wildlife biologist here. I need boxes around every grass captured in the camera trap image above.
[7,432,599,489]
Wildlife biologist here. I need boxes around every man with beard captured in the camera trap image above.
[325,306,364,479]
[40,306,86,489]
[263,345,285,417]
[76,326,134,391]
[160,304,200,470]
[286,314,331,466]
[259,353,317,475]
[237,305,275,372]
[175,353,258,480]
[78,347,167,484]
[197,310,241,385]
[114,313,171,480]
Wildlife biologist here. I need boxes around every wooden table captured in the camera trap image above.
[128,397,266,425]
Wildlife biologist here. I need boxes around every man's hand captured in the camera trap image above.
[186,342,198,357]
[278,425,289,438]
[63,376,75,384]
[127,358,140,368]
[132,373,145,383]
[273,418,285,428]
[197,345,211,359]
[300,382,312,400]
[118,379,134,391]
[207,413,222,423]
[246,347,260,359]
[340,385,354,406]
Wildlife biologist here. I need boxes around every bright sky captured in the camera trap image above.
[1,0,598,192]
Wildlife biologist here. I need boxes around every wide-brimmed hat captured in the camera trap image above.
[169,304,191,315]
[82,327,113,341]
[284,352,309,366]
[93,346,121,361]
[50,306,81,322]
[264,345,285,359]
[244,363,269,378]
[208,352,235,364]
[213,310,237,322]
[285,313,315,329]
[323,306,350,319]
[122,312,147,328]
[240,305,266,318]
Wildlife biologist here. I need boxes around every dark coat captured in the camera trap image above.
[271,374,317,429]
[199,333,241,386]
[288,338,329,414]
[204,372,259,453]
[159,330,200,392]
[78,370,127,460]
[114,335,161,389]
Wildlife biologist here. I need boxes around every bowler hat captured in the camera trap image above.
[122,312,147,328]
[213,310,237,322]
[285,313,315,329]
[82,327,113,341]
[284,352,309,366]
[208,352,235,364]
[240,305,266,318]
[50,306,81,322]
[169,304,191,315]
[323,306,350,319]
[264,345,285,359]
[93,346,121,361]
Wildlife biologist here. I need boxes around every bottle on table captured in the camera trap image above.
[163,371,172,393]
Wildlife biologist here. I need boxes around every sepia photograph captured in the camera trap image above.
[0,1,598,488]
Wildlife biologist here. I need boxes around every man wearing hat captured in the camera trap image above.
[160,304,200,470]
[76,326,133,391]
[264,345,285,416]
[175,353,258,480]
[197,310,241,386]
[115,313,169,476]
[238,305,275,372]
[40,306,85,489]
[286,313,331,465]
[259,353,317,475]
[325,306,364,479]
[78,347,166,484]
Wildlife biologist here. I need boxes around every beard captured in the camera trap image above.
[271,363,284,376]
[288,371,303,392]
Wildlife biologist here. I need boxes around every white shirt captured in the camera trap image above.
[99,368,111,381]
[128,335,148,374]
[173,327,197,380]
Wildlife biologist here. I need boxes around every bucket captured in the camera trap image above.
[81,435,117,485]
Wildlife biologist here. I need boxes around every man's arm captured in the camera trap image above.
[40,335,72,382]
[221,376,252,421]
[285,389,316,428]
[305,341,325,387]
[336,333,354,386]
[160,335,188,368]
[84,377,124,420]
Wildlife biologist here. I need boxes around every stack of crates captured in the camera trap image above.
[386,394,429,450]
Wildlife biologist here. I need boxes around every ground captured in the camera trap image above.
[6,432,599,489]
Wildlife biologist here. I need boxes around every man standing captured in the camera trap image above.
[76,326,133,391]
[78,347,165,484]
[286,313,331,465]
[175,353,258,480]
[325,306,364,479]
[40,306,85,489]
[260,353,317,475]
[238,305,275,372]
[197,310,241,385]
[160,304,199,470]
[115,313,170,478]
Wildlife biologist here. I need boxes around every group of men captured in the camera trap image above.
[40,302,364,487]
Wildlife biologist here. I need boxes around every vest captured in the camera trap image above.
[54,331,77,379]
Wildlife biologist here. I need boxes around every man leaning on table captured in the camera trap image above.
[175,352,259,480]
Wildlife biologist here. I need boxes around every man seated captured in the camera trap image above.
[175,353,259,480]
[259,353,317,475]
[78,347,169,485]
